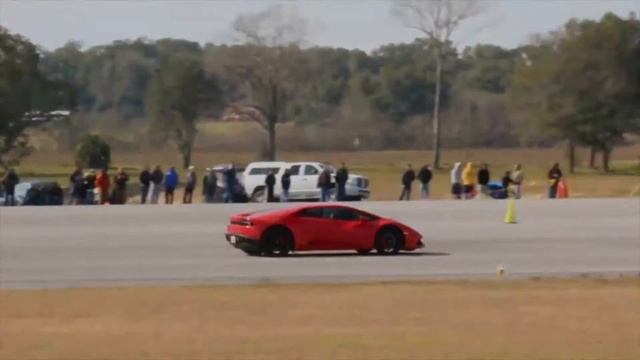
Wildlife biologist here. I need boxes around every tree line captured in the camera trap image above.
[0,6,638,171]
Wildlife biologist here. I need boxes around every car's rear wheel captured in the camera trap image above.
[375,227,403,255]
[262,227,293,257]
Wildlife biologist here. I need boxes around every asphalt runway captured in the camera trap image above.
[0,198,638,289]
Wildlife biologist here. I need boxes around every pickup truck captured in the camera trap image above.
[242,161,370,202]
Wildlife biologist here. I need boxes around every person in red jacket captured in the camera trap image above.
[95,168,111,204]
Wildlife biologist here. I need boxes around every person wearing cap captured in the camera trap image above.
[183,165,197,204]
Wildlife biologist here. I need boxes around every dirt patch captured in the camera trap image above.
[1,278,639,359]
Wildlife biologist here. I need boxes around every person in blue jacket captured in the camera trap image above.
[164,166,179,204]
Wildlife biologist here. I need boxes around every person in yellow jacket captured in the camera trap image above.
[462,162,477,199]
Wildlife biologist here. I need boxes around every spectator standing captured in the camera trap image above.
[265,170,276,202]
[477,164,490,197]
[183,166,197,204]
[417,164,432,199]
[317,167,332,202]
[511,164,524,199]
[139,166,151,204]
[335,162,349,201]
[502,171,512,198]
[1,169,19,206]
[112,168,129,204]
[547,163,563,198]
[462,162,477,200]
[281,168,291,202]
[399,164,416,201]
[84,170,96,204]
[69,167,84,205]
[149,165,163,204]
[223,165,237,203]
[450,162,463,199]
[164,166,179,204]
[202,168,218,203]
[96,168,110,204]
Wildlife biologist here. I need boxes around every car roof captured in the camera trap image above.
[248,203,378,218]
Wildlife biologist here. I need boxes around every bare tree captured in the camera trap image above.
[224,5,308,161]
[393,0,487,169]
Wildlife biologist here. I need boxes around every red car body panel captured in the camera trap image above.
[225,204,424,253]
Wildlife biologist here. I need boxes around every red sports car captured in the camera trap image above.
[225,204,424,256]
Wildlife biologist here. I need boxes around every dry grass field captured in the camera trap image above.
[1,278,639,359]
[16,145,640,201]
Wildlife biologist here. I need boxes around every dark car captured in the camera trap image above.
[20,181,64,205]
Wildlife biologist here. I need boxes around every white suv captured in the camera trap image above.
[243,161,370,202]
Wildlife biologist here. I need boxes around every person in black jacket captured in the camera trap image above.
[69,167,84,205]
[149,165,164,204]
[1,169,19,206]
[477,163,490,197]
[202,168,218,203]
[417,164,432,199]
[548,163,563,198]
[84,170,96,204]
[317,168,332,202]
[501,171,512,198]
[281,168,291,202]
[399,164,416,201]
[139,166,151,204]
[265,170,276,202]
[335,162,349,201]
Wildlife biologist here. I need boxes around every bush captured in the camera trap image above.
[75,134,111,169]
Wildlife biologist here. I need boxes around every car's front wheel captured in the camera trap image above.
[375,228,403,255]
[262,227,293,257]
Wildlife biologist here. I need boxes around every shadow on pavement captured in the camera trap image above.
[286,251,450,258]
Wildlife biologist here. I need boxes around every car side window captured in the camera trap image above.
[304,165,319,176]
[323,207,361,221]
[297,208,323,218]
[289,165,301,176]
[248,167,280,175]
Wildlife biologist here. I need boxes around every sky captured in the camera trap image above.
[1,0,638,51]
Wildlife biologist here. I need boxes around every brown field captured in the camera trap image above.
[1,278,639,359]
[17,144,640,201]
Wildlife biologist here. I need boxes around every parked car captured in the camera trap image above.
[225,204,424,256]
[242,161,370,202]
[0,180,64,206]
[488,181,509,199]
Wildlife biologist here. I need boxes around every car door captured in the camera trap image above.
[320,207,378,250]
[300,165,321,199]
[287,207,334,250]
[287,165,303,200]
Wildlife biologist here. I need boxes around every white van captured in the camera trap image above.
[243,161,370,202]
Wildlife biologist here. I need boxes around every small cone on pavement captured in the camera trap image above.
[504,198,517,224]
